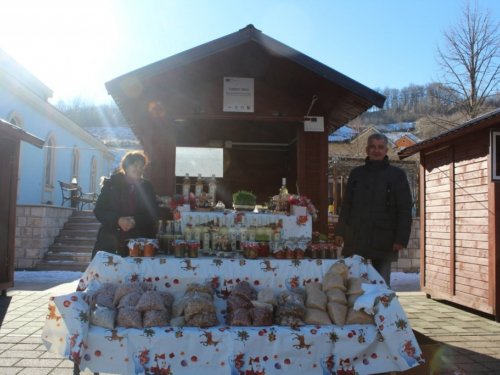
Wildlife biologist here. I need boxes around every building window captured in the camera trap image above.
[175,147,223,177]
[71,148,80,182]
[44,135,56,187]
[90,157,98,192]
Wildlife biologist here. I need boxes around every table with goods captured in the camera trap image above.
[42,252,425,374]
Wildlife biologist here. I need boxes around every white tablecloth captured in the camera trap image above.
[42,253,424,374]
[179,211,312,239]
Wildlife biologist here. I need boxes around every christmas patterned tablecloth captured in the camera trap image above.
[42,253,424,374]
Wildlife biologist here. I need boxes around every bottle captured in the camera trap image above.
[182,174,191,203]
[273,216,281,241]
[247,219,256,242]
[193,216,203,244]
[228,217,238,251]
[202,215,211,252]
[165,221,174,255]
[184,216,192,242]
[264,217,274,241]
[279,177,288,211]
[173,220,183,243]
[208,174,217,206]
[238,217,248,250]
[219,215,229,239]
[156,220,165,254]
[195,174,204,196]
[256,216,265,241]
[211,216,220,250]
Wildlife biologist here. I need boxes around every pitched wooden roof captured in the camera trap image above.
[398,108,500,159]
[105,24,385,133]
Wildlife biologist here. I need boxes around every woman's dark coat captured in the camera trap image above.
[334,156,413,262]
[92,173,158,257]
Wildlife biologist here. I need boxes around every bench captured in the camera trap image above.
[59,181,98,210]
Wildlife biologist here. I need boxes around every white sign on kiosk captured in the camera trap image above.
[304,116,324,132]
[223,77,254,112]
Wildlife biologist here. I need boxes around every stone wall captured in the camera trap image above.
[329,215,421,273]
[15,204,73,270]
[392,217,420,273]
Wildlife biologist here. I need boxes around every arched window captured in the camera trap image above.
[71,148,80,182]
[90,157,98,193]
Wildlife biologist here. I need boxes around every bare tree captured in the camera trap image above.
[435,0,500,122]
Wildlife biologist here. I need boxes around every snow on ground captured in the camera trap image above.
[13,270,421,291]
[14,270,83,283]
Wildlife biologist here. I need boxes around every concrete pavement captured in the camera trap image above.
[2,280,500,374]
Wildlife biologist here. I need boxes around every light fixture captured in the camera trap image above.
[208,140,224,148]
[71,176,78,185]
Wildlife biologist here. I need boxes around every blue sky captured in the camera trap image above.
[1,0,500,104]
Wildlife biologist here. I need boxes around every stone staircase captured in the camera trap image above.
[36,211,99,272]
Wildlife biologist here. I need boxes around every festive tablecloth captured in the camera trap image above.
[179,211,312,240]
[42,253,424,374]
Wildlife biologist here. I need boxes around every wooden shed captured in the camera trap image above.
[399,108,500,319]
[105,25,385,234]
[0,118,44,295]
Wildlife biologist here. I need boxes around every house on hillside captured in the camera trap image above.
[398,108,500,319]
[0,47,114,269]
[386,132,420,152]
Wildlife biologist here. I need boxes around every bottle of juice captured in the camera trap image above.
[184,216,192,242]
[228,217,238,251]
[202,215,211,252]
[182,173,190,203]
[208,174,217,206]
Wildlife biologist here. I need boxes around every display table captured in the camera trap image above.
[179,211,312,239]
[42,253,424,374]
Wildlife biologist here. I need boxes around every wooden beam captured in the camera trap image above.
[420,153,427,290]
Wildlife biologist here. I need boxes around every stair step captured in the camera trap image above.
[59,229,99,238]
[49,244,93,253]
[54,237,97,246]
[68,217,99,224]
[44,252,92,262]
[36,261,89,272]
[64,222,100,230]
[73,210,96,217]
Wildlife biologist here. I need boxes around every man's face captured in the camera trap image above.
[366,138,388,161]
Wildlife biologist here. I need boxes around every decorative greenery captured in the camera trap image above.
[232,190,256,205]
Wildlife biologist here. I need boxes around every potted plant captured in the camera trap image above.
[232,190,257,211]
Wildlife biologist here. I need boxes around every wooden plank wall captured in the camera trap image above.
[424,147,452,294]
[423,130,491,312]
[453,135,490,307]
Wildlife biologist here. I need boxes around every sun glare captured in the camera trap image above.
[0,0,119,103]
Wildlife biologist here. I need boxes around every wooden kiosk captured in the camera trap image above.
[0,119,44,295]
[399,108,500,319]
[105,24,385,235]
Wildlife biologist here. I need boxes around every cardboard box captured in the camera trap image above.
[390,329,442,375]
[291,206,306,216]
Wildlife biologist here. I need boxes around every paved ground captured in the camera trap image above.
[2,279,500,374]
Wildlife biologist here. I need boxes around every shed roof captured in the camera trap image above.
[105,24,385,132]
[398,107,500,159]
[0,118,44,148]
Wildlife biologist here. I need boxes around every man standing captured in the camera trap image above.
[334,133,412,287]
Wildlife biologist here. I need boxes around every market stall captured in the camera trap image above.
[42,252,424,374]
[104,24,386,236]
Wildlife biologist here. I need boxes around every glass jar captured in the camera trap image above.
[173,244,186,258]
[258,242,270,258]
[285,246,295,259]
[246,246,259,259]
[187,245,199,258]
[129,243,142,257]
[274,250,284,259]
[143,243,156,257]
[295,247,305,259]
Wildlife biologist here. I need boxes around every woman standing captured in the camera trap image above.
[92,151,158,258]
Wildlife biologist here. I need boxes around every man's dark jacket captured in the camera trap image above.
[92,173,158,257]
[334,156,413,262]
